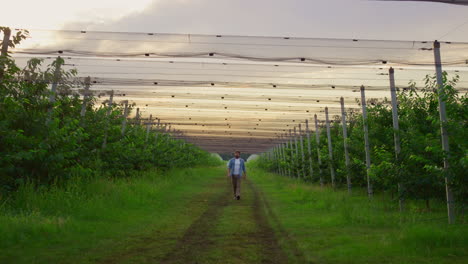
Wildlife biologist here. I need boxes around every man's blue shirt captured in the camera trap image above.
[227,158,246,178]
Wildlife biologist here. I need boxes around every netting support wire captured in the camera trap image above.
[314,114,324,187]
[389,68,404,212]
[0,28,11,80]
[305,119,314,181]
[340,97,352,194]
[325,107,336,188]
[361,86,373,198]
[434,40,455,224]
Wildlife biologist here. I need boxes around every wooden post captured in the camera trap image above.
[306,119,314,179]
[121,100,129,136]
[325,107,336,188]
[102,90,114,149]
[340,97,352,193]
[0,27,11,80]
[389,68,404,211]
[433,40,455,224]
[314,114,324,186]
[361,86,373,198]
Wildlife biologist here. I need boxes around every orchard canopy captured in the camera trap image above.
[5,28,468,153]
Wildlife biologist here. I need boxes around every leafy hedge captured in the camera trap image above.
[258,73,467,208]
[0,30,220,193]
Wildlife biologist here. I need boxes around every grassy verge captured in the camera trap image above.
[0,166,225,264]
[250,166,468,264]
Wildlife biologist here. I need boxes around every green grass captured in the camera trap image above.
[249,166,468,264]
[3,165,466,263]
[0,166,225,264]
[202,183,265,264]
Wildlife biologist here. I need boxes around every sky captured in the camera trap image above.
[2,0,468,42]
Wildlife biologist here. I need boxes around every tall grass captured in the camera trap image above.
[0,166,224,263]
[249,165,468,264]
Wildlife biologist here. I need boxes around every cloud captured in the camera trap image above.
[59,0,468,41]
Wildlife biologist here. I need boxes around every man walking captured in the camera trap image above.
[227,151,247,200]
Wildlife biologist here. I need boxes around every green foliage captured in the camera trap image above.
[0,29,221,193]
[257,72,467,209]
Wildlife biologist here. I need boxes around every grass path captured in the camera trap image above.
[100,174,304,264]
[4,165,463,263]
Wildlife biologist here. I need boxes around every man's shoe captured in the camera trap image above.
[236,196,240,200]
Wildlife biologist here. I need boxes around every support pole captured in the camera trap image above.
[135,108,140,125]
[289,129,294,177]
[361,86,373,198]
[340,97,352,193]
[389,68,404,211]
[121,101,129,136]
[80,76,91,118]
[283,134,291,177]
[306,119,314,180]
[294,126,300,179]
[276,145,281,175]
[46,57,62,125]
[325,107,336,188]
[314,114,324,186]
[146,114,153,143]
[434,40,455,224]
[0,27,11,80]
[299,124,306,180]
[277,136,285,176]
[102,90,114,149]
[274,145,279,174]
[282,135,288,176]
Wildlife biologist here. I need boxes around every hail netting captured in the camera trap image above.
[11,29,468,65]
[7,29,468,153]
